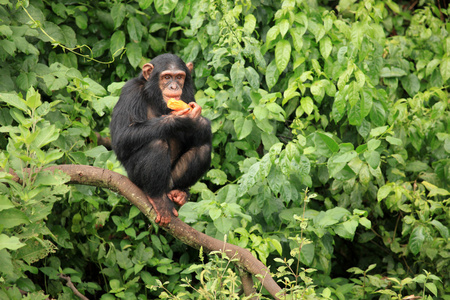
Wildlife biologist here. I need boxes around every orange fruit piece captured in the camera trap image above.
[167,99,191,111]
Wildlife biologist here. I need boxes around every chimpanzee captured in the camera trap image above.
[109,54,212,226]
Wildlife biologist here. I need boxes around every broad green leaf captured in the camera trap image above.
[139,0,153,9]
[386,136,402,146]
[425,283,438,297]
[245,66,259,89]
[279,19,289,37]
[401,74,420,97]
[127,17,144,42]
[0,234,26,251]
[0,92,28,111]
[299,243,315,265]
[290,27,304,52]
[0,39,16,56]
[377,185,392,201]
[126,43,142,69]
[364,150,380,169]
[405,161,429,172]
[110,31,125,57]
[234,117,253,140]
[75,12,88,30]
[25,87,42,110]
[334,219,358,239]
[243,14,256,35]
[111,3,126,29]
[0,195,14,211]
[369,125,388,137]
[154,0,178,15]
[440,57,450,82]
[380,67,407,78]
[300,97,313,115]
[359,217,371,229]
[266,26,280,44]
[275,40,291,73]
[430,220,449,239]
[319,36,332,59]
[30,125,59,149]
[367,139,381,151]
[333,150,357,163]
[0,209,30,228]
[16,72,37,91]
[174,0,190,21]
[230,62,245,89]
[409,226,425,255]
[206,169,228,185]
[265,59,280,90]
[214,217,233,234]
[317,132,339,153]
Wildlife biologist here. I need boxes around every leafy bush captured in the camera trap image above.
[0,0,448,299]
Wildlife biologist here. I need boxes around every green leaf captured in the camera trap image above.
[364,150,380,169]
[279,19,289,37]
[154,0,178,15]
[386,136,402,146]
[401,74,420,97]
[319,36,332,59]
[425,282,438,296]
[127,17,144,42]
[0,234,26,251]
[126,43,142,69]
[0,195,14,211]
[317,132,339,153]
[245,67,260,89]
[16,72,37,91]
[234,117,253,140]
[275,40,291,73]
[206,169,228,185]
[266,26,280,45]
[377,185,392,201]
[369,125,388,138]
[265,59,280,91]
[111,3,126,29]
[0,92,28,111]
[0,39,16,56]
[139,0,153,9]
[300,97,314,115]
[0,208,30,228]
[243,14,256,35]
[430,220,449,239]
[380,67,407,78]
[409,226,425,255]
[75,12,88,30]
[440,57,450,82]
[299,243,315,265]
[230,62,245,89]
[110,31,125,57]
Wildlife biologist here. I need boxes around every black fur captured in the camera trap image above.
[110,54,212,221]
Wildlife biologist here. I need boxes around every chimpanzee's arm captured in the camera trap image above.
[171,117,212,189]
[112,115,197,160]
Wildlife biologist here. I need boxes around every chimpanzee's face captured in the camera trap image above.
[158,65,186,103]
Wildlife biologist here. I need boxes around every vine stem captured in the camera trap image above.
[19,3,123,64]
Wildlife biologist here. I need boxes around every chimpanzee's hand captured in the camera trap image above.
[186,102,202,119]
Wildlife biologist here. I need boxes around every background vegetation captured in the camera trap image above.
[0,0,449,299]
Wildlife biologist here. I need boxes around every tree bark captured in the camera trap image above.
[12,165,283,299]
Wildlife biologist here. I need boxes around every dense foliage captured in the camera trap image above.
[0,0,449,299]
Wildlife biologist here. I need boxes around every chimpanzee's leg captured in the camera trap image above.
[125,139,177,226]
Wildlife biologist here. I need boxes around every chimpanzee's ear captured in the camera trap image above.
[142,63,154,80]
[186,62,194,73]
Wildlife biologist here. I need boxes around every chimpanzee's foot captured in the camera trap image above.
[167,189,188,206]
[146,195,177,226]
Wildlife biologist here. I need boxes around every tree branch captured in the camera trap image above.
[12,165,283,299]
